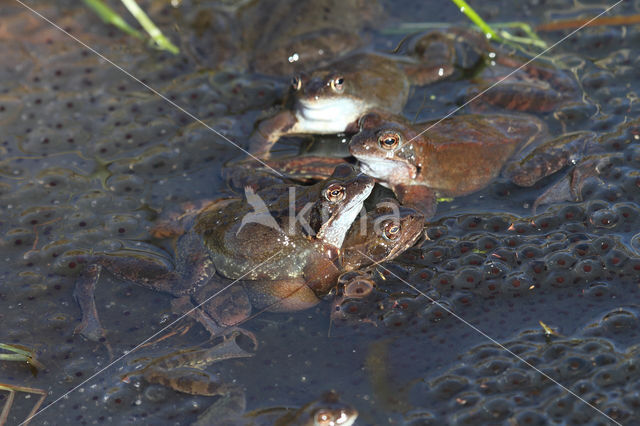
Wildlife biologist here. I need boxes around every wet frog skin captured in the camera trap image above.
[73,165,374,342]
[123,336,252,397]
[340,200,424,272]
[195,389,358,426]
[350,111,595,218]
[248,27,577,159]
[249,45,457,158]
[398,27,579,113]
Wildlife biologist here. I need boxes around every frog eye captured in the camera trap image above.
[378,131,400,150]
[325,184,346,203]
[383,220,401,241]
[291,75,302,91]
[330,75,345,93]
[313,409,334,425]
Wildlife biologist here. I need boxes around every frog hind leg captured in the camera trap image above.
[73,253,188,341]
[73,263,107,341]
[397,30,456,86]
[243,277,321,313]
[187,277,258,346]
[532,154,609,213]
[74,233,215,341]
[150,198,222,239]
[396,28,494,86]
[393,184,438,219]
[468,81,566,113]
[502,131,596,187]
[194,386,246,426]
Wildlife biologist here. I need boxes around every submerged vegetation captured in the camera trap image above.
[0,343,46,425]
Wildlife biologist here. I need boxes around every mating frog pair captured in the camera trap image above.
[72,164,421,419]
[74,165,423,343]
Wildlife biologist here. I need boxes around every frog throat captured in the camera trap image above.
[357,157,417,182]
[295,98,366,134]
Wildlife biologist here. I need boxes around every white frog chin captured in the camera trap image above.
[357,157,415,182]
[295,98,365,134]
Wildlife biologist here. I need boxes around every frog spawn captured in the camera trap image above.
[3,2,640,425]
[333,131,640,329]
[404,307,640,425]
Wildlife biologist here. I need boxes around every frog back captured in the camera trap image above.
[418,114,544,195]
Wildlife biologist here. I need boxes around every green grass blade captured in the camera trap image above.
[450,0,499,40]
[120,0,180,54]
[82,0,143,40]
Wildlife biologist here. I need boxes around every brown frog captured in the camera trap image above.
[397,27,578,113]
[122,335,252,398]
[249,46,456,158]
[195,389,358,426]
[248,27,578,158]
[123,339,357,425]
[73,165,374,342]
[349,111,595,217]
[340,200,424,272]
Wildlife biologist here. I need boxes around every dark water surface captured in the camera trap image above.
[1,0,640,424]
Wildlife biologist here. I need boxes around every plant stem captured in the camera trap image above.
[120,0,179,54]
[82,0,143,39]
[450,0,499,40]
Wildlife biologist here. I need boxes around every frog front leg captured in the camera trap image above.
[248,110,299,158]
[74,233,216,341]
[227,156,351,187]
[392,184,438,219]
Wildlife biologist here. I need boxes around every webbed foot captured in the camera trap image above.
[504,131,596,187]
[171,296,258,350]
[73,264,106,342]
[532,154,610,213]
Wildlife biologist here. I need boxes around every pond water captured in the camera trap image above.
[1,0,640,424]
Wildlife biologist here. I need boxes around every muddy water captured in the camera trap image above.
[1,0,640,424]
